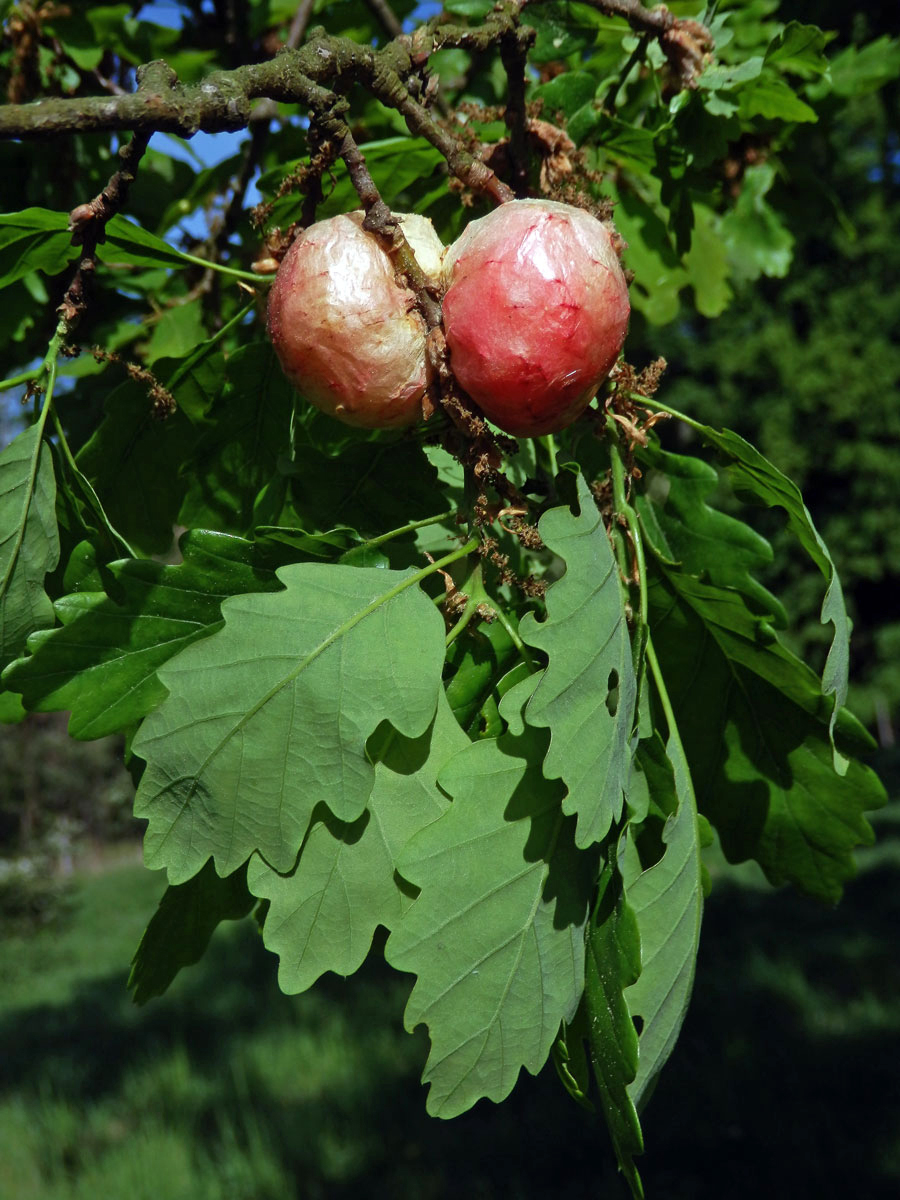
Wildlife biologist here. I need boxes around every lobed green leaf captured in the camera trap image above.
[520,470,637,847]
[585,840,644,1199]
[133,562,446,883]
[622,732,705,1113]
[0,424,59,674]
[635,443,786,624]
[648,568,885,902]
[687,421,851,774]
[128,859,256,1005]
[387,678,593,1118]
[4,531,299,739]
[248,691,466,993]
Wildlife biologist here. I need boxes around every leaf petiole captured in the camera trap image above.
[49,408,136,558]
[444,559,489,648]
[163,250,264,284]
[357,510,456,554]
[166,298,258,394]
[491,603,537,670]
[607,418,648,681]
[644,632,689,771]
[633,395,703,434]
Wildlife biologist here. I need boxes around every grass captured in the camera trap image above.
[1,792,899,1198]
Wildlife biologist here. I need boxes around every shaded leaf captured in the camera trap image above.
[133,562,446,883]
[77,379,198,556]
[623,732,704,1112]
[635,443,786,624]
[386,679,592,1118]
[0,208,78,286]
[520,470,637,848]
[128,860,255,1005]
[689,423,850,772]
[0,424,59,673]
[145,299,206,365]
[585,839,644,1199]
[719,163,794,282]
[4,531,298,739]
[648,568,885,902]
[248,692,466,993]
[285,438,448,537]
[179,342,294,535]
[826,36,900,97]
[444,619,518,736]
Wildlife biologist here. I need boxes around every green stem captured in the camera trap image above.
[414,538,479,586]
[536,434,559,480]
[445,559,488,648]
[634,395,705,435]
[0,366,40,393]
[608,437,647,631]
[168,250,264,283]
[492,603,537,670]
[645,632,688,766]
[607,415,648,685]
[445,601,479,647]
[50,409,136,558]
[360,510,455,553]
[166,298,257,393]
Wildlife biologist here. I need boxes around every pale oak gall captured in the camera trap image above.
[267,211,444,429]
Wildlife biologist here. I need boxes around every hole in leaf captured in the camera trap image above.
[606,669,619,716]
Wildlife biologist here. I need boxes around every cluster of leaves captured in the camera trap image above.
[638,18,900,733]
[0,1,892,1193]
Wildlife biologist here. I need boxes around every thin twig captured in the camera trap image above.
[286,0,316,49]
[61,129,151,333]
[499,27,534,197]
[323,116,443,329]
[364,0,404,40]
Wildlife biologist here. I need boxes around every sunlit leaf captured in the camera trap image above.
[133,562,446,883]
[387,679,593,1117]
[623,732,704,1112]
[520,470,637,847]
[0,424,59,673]
[4,531,299,739]
[248,692,466,993]
[720,164,794,282]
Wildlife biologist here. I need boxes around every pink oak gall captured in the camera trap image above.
[441,199,630,437]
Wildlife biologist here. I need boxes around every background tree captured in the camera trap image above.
[0,1,895,1194]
